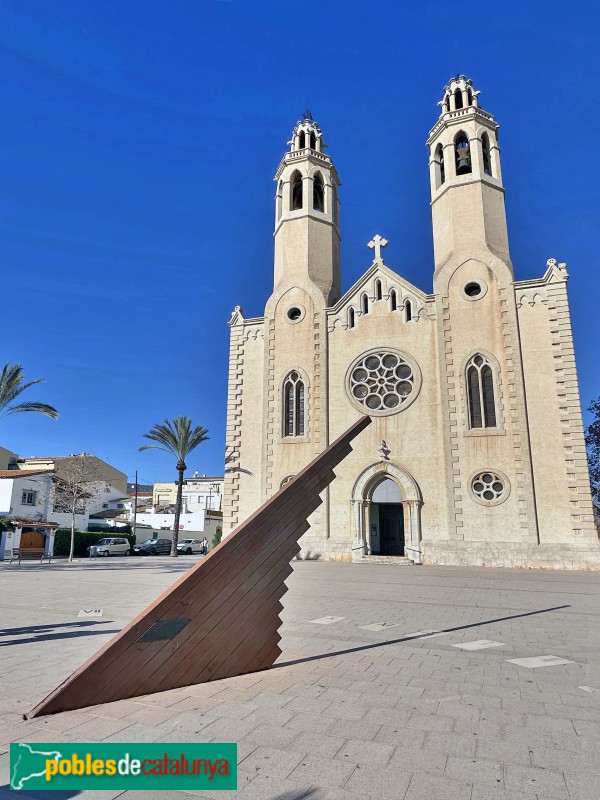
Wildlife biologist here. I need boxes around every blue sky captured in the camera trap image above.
[1,0,598,483]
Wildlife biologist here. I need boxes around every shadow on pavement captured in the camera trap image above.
[0,621,119,647]
[274,604,571,668]
[0,622,107,637]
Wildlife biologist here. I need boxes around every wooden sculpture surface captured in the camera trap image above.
[29,415,370,717]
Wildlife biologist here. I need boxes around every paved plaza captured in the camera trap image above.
[0,557,599,799]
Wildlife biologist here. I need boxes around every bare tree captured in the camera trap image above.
[52,454,106,563]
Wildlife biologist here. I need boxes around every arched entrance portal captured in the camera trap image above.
[352,462,423,563]
[370,478,404,555]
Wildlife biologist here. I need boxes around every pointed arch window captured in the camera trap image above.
[309,131,316,149]
[375,279,382,300]
[348,307,355,329]
[435,143,445,187]
[313,172,324,212]
[283,371,305,437]
[466,354,497,429]
[298,131,306,149]
[291,171,303,210]
[455,131,472,175]
[332,184,339,225]
[276,180,283,221]
[482,133,492,176]
[404,299,412,322]
[390,289,397,311]
[467,87,473,106]
[361,293,369,315]
[454,88,463,109]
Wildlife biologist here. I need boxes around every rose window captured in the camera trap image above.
[348,351,416,413]
[471,471,506,503]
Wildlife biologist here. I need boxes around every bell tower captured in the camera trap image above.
[427,76,511,274]
[272,112,341,305]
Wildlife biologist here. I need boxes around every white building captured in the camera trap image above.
[0,466,129,559]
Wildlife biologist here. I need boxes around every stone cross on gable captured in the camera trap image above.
[368,235,388,261]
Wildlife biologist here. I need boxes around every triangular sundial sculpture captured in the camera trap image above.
[29,415,371,717]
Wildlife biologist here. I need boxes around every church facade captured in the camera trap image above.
[223,76,599,570]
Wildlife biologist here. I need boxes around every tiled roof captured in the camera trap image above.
[0,469,55,479]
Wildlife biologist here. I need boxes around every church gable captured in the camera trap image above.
[326,261,432,333]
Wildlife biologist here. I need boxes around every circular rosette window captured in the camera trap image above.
[346,349,421,416]
[471,470,510,506]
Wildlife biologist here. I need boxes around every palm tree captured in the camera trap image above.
[139,416,209,556]
[0,363,59,421]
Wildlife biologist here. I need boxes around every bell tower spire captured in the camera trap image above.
[427,76,511,274]
[272,112,341,305]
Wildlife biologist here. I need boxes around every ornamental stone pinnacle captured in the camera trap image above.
[368,235,388,261]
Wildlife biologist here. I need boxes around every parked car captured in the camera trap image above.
[133,538,172,556]
[86,537,132,557]
[177,539,204,555]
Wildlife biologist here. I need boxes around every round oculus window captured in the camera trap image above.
[461,280,488,301]
[346,349,421,416]
[471,470,509,505]
[287,306,303,322]
[464,282,482,297]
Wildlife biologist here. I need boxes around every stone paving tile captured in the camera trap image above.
[503,763,568,796]
[53,715,133,740]
[326,717,382,741]
[406,711,455,733]
[287,754,356,790]
[470,785,537,800]
[241,723,302,749]
[121,705,181,726]
[374,727,426,748]
[445,755,504,788]
[234,773,313,799]
[387,746,447,777]
[239,745,307,779]
[333,738,395,769]
[283,712,335,735]
[250,692,294,709]
[422,731,477,758]
[197,716,260,742]
[403,772,472,800]
[476,737,533,765]
[204,701,262,721]
[571,718,600,737]
[287,731,346,759]
[321,701,368,721]
[452,718,504,739]
[285,696,334,715]
[242,706,297,728]
[100,722,166,743]
[344,764,412,799]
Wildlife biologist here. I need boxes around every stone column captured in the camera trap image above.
[406,500,423,564]
[353,500,366,558]
[364,500,372,555]
[449,92,456,112]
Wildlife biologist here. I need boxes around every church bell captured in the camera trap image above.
[456,140,471,174]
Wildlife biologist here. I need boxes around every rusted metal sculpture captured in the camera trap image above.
[29,415,370,717]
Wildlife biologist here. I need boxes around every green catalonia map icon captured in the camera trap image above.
[11,743,63,790]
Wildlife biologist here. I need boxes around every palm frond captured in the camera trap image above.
[0,363,58,420]
[1,402,59,419]
[139,416,209,462]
